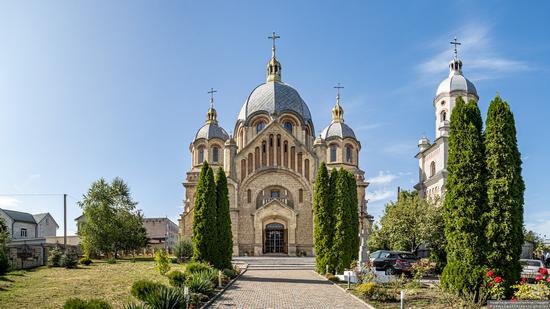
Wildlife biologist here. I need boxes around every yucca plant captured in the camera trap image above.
[186,271,215,295]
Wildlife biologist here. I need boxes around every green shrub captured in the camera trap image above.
[62,250,79,269]
[222,268,238,279]
[185,261,213,275]
[155,250,170,275]
[141,286,186,309]
[106,258,116,264]
[325,273,339,282]
[48,247,63,267]
[0,248,9,275]
[186,271,215,295]
[79,256,92,266]
[123,304,147,309]
[202,268,220,286]
[173,239,193,262]
[130,280,165,302]
[356,282,378,298]
[167,270,187,288]
[190,292,208,305]
[170,257,178,264]
[63,298,112,309]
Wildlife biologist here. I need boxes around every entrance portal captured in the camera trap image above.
[264,223,287,254]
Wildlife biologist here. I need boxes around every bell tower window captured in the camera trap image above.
[198,146,205,164]
[441,111,447,122]
[212,146,219,163]
[345,145,353,163]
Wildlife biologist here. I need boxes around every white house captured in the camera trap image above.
[0,208,58,239]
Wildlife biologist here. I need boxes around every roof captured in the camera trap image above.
[238,81,312,126]
[1,208,37,224]
[436,59,477,98]
[33,213,59,227]
[194,123,229,141]
[320,122,356,140]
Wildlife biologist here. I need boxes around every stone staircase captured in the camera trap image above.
[233,256,316,270]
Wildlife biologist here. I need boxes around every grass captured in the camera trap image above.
[347,282,470,309]
[0,259,186,308]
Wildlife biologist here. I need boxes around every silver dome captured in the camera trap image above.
[194,123,229,141]
[238,81,312,125]
[320,122,356,140]
[436,60,477,98]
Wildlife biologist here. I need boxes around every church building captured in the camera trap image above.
[179,35,369,256]
[414,42,479,200]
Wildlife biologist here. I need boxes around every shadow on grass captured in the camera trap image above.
[0,276,14,282]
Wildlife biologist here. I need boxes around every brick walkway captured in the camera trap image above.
[209,268,369,309]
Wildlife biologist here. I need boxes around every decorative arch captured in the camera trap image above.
[430,161,436,178]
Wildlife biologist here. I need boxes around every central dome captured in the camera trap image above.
[238,81,312,125]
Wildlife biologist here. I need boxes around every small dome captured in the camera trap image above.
[436,59,477,98]
[195,123,229,141]
[238,81,313,126]
[418,136,430,146]
[320,122,356,140]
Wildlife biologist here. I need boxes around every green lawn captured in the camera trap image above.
[0,260,186,308]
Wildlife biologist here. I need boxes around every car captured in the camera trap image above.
[370,250,419,275]
[520,259,546,282]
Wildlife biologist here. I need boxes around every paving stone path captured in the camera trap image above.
[209,257,369,309]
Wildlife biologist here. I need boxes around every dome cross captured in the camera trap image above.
[268,32,281,58]
[208,87,217,107]
[450,37,461,60]
[334,82,344,103]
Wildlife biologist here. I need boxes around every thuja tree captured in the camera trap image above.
[345,170,359,262]
[313,162,332,273]
[215,167,233,270]
[484,95,525,291]
[332,169,353,273]
[441,97,487,296]
[192,162,218,264]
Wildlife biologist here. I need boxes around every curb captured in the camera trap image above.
[313,271,377,309]
[201,264,248,309]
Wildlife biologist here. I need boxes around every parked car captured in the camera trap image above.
[520,259,546,282]
[370,250,419,275]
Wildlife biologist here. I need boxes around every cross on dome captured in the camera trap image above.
[450,37,461,60]
[332,83,345,123]
[208,87,217,107]
[206,87,218,125]
[268,32,280,58]
[266,32,282,82]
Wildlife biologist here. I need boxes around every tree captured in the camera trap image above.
[441,97,487,296]
[78,177,147,258]
[345,170,359,261]
[192,162,217,264]
[173,239,193,262]
[215,167,233,270]
[332,169,353,273]
[0,217,9,275]
[367,190,445,266]
[313,162,333,273]
[484,95,525,291]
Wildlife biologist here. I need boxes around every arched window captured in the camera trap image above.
[198,146,205,164]
[283,121,293,133]
[345,145,353,163]
[212,146,219,162]
[299,189,303,203]
[430,161,436,177]
[441,110,447,122]
[330,145,337,162]
[256,121,265,133]
[247,189,252,203]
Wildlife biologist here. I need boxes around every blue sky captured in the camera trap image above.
[1,1,549,237]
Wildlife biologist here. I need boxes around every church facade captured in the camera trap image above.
[178,38,369,256]
[414,50,479,200]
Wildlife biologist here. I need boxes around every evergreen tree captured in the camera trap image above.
[441,97,487,296]
[192,162,217,264]
[313,162,332,273]
[325,168,339,273]
[215,167,233,270]
[332,169,353,273]
[484,95,525,291]
[345,170,359,261]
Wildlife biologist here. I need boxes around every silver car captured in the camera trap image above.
[520,259,545,281]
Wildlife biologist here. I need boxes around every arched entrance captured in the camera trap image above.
[263,223,287,254]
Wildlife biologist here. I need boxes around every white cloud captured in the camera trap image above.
[524,210,550,239]
[354,122,389,132]
[0,197,21,208]
[417,22,531,83]
[367,171,398,185]
[366,190,394,203]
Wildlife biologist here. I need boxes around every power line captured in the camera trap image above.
[0,193,65,197]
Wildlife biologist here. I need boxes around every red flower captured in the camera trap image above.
[488,281,493,286]
[520,277,527,284]
[494,276,503,283]
[539,268,548,275]
[535,275,543,281]
[546,277,550,283]
[511,298,518,302]
[487,270,494,277]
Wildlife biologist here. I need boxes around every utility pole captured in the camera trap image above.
[64,194,67,252]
